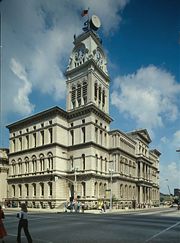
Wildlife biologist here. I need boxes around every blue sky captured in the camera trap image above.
[0,0,180,194]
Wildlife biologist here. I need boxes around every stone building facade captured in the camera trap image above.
[0,148,9,205]
[6,26,160,209]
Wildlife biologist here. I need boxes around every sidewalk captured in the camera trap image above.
[4,206,166,215]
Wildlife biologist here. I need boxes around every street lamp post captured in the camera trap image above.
[73,167,78,202]
[109,168,113,211]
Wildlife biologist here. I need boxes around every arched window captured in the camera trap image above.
[94,182,98,197]
[25,184,29,197]
[40,183,44,196]
[125,185,128,199]
[82,154,85,171]
[47,152,53,170]
[77,83,81,107]
[71,85,76,109]
[94,82,98,100]
[12,185,15,197]
[99,86,101,104]
[81,182,86,197]
[18,158,22,174]
[24,157,29,173]
[39,154,45,171]
[32,155,37,173]
[120,184,123,198]
[32,183,36,197]
[83,81,87,104]
[102,89,105,107]
[105,158,107,172]
[99,183,103,197]
[48,182,53,196]
[11,160,16,175]
[18,184,22,197]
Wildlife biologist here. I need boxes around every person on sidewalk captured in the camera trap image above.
[0,205,7,243]
[17,203,32,243]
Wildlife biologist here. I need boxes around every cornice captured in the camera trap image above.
[68,103,113,123]
[65,58,110,82]
[6,106,68,131]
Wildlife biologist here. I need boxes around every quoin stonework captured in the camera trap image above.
[5,17,160,209]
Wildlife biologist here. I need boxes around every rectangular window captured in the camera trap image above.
[82,127,86,143]
[12,185,15,197]
[49,183,52,196]
[33,184,36,196]
[19,137,22,150]
[95,127,98,143]
[95,155,98,172]
[41,130,44,145]
[12,139,16,152]
[19,185,22,197]
[70,130,74,145]
[49,128,53,143]
[33,133,36,147]
[41,184,44,196]
[100,130,103,145]
[26,185,29,196]
[104,133,107,146]
[26,135,29,149]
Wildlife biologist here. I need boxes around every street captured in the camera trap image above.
[2,207,180,243]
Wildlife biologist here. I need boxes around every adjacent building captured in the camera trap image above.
[6,19,160,209]
[0,148,9,205]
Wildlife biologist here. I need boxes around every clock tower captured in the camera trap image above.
[65,16,110,115]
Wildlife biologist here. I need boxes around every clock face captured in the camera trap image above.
[95,49,103,66]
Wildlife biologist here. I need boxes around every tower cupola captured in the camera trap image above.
[65,15,110,114]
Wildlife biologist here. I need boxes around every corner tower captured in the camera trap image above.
[65,15,110,115]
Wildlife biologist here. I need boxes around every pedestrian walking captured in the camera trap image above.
[17,203,32,243]
[0,205,7,243]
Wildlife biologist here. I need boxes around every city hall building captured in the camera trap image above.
[6,17,160,209]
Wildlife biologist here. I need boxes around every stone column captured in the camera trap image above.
[139,186,143,204]
[139,161,142,179]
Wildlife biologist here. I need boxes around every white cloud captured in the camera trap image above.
[160,162,180,194]
[172,130,180,148]
[10,58,34,115]
[2,0,128,117]
[111,65,180,133]
[160,136,169,144]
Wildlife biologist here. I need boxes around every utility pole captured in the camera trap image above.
[74,167,77,201]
